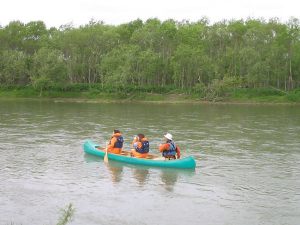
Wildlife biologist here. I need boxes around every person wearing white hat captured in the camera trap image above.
[159,133,181,159]
[164,133,173,140]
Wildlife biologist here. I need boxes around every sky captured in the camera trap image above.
[0,0,299,28]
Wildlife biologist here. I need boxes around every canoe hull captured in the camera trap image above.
[83,140,196,169]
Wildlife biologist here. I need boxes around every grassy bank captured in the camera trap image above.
[0,85,300,103]
[228,88,300,103]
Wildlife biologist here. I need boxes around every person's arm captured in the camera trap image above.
[131,136,138,148]
[133,141,142,150]
[176,146,181,159]
[159,143,169,152]
[107,137,116,150]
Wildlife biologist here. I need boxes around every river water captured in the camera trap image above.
[0,99,299,225]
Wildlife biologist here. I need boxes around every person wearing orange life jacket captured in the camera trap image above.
[159,133,181,159]
[106,129,124,154]
[130,133,150,158]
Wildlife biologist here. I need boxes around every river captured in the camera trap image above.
[0,99,299,225]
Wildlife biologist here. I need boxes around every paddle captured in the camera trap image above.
[104,141,109,163]
[104,148,108,163]
[95,144,109,162]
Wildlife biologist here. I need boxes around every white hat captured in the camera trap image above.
[164,133,173,140]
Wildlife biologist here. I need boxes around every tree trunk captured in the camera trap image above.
[181,67,185,89]
[88,67,91,85]
[288,58,293,90]
[284,79,287,91]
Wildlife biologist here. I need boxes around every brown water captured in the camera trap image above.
[0,99,299,225]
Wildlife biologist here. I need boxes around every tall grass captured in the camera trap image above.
[6,203,75,225]
[1,85,300,102]
[56,203,75,225]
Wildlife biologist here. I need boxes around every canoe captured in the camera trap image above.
[83,140,196,169]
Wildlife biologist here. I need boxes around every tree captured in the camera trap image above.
[2,21,25,51]
[0,18,300,91]
[22,21,48,54]
[286,18,300,90]
[0,50,28,85]
[30,47,67,86]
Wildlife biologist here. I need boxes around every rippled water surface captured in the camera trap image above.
[0,99,300,225]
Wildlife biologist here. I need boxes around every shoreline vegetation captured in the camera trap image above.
[1,18,300,104]
[7,203,74,225]
[0,85,299,104]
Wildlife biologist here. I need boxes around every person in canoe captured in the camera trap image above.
[159,133,181,159]
[106,129,124,154]
[130,133,150,158]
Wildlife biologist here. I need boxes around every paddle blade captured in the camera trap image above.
[104,148,108,163]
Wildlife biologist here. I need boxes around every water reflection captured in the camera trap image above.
[160,170,179,192]
[84,153,195,191]
[106,162,123,183]
[132,168,149,186]
[83,154,101,163]
[84,154,124,183]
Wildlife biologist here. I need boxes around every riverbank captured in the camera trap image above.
[0,86,300,104]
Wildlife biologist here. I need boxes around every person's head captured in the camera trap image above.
[164,133,173,141]
[114,129,121,134]
[137,133,145,141]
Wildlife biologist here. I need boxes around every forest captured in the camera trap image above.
[1,18,300,99]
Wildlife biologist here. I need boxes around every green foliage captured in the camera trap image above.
[31,75,52,96]
[56,203,75,225]
[285,88,300,102]
[192,82,206,95]
[1,17,300,100]
[30,47,67,85]
[0,50,29,85]
[199,77,242,101]
[227,87,294,102]
[1,85,299,102]
[5,204,74,225]
[231,88,285,98]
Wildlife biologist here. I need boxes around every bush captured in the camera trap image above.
[286,88,300,102]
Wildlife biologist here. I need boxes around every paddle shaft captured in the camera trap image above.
[104,148,108,163]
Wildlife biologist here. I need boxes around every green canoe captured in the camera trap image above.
[83,140,196,169]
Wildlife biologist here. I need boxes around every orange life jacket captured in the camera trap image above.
[107,133,123,154]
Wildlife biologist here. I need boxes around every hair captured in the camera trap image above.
[114,129,121,134]
[137,133,145,140]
